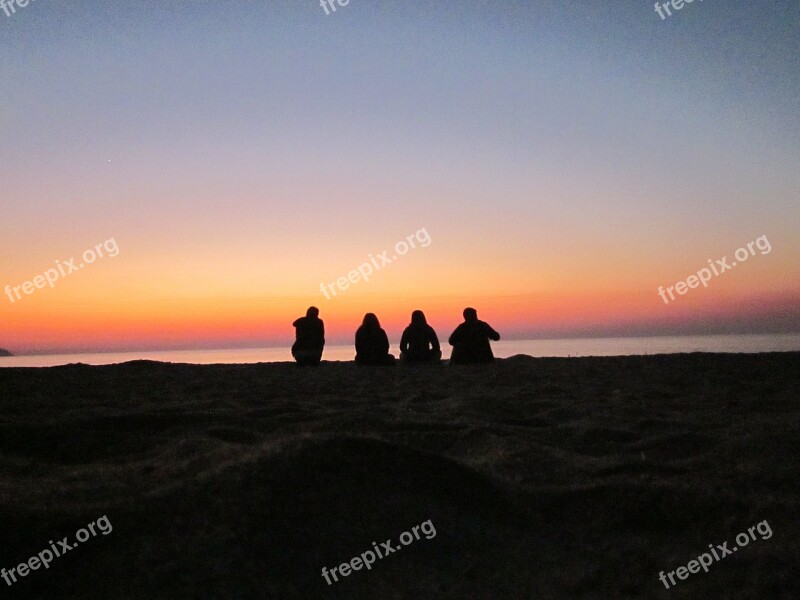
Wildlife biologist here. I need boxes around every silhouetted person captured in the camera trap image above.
[400,310,441,364]
[449,308,500,364]
[292,306,324,366]
[355,313,396,366]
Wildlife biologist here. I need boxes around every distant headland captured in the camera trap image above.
[0,348,13,357]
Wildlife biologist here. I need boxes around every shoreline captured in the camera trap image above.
[1,349,799,370]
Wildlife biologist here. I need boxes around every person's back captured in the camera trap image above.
[355,313,395,366]
[449,308,500,364]
[400,310,441,363]
[292,307,325,366]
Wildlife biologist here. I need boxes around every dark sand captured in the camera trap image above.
[0,353,798,599]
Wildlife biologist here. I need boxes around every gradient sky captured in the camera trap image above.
[1,0,798,354]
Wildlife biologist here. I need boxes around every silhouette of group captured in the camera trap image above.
[291,307,500,366]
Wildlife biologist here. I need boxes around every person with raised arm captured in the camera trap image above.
[448,308,500,364]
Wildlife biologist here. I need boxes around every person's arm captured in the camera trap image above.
[429,327,441,352]
[485,323,500,341]
[448,324,462,346]
[400,328,409,353]
[320,320,325,345]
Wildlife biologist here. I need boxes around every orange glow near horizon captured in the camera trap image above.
[4,276,799,354]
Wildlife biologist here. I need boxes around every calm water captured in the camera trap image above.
[1,334,798,368]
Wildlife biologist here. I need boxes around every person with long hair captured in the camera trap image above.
[355,313,396,366]
[400,310,441,364]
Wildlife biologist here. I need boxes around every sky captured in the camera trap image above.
[1,0,798,354]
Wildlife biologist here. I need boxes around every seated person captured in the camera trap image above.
[355,313,396,366]
[449,307,500,364]
[400,310,442,364]
[291,306,325,366]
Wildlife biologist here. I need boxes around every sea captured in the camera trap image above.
[1,333,798,368]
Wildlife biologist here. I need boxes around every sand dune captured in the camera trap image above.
[0,353,797,598]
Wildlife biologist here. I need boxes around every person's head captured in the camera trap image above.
[362,313,380,328]
[411,310,427,325]
[463,307,478,322]
[306,306,319,318]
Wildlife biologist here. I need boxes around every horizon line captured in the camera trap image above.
[4,331,800,358]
